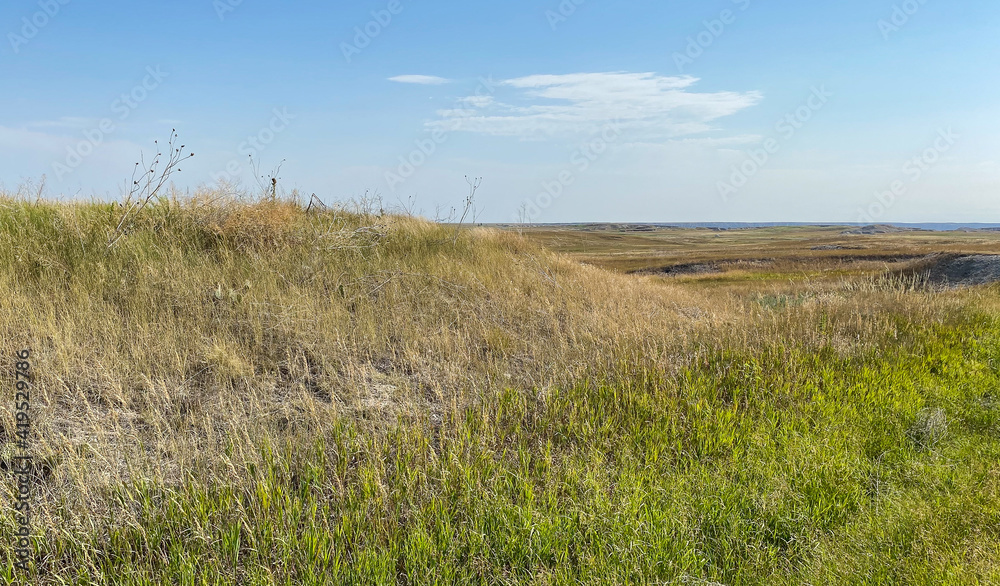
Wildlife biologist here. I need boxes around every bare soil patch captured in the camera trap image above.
[921,254,1000,287]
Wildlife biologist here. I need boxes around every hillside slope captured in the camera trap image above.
[1,195,999,584]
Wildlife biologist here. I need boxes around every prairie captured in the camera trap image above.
[1,194,999,584]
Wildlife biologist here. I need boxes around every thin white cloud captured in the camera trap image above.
[428,71,762,139]
[0,125,82,154]
[388,75,451,85]
[26,117,102,130]
[457,95,494,108]
[624,135,764,150]
[0,125,146,185]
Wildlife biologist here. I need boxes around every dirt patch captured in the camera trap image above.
[651,263,722,276]
[921,254,1000,287]
[811,244,865,251]
[842,224,930,235]
[638,254,920,277]
[638,254,999,284]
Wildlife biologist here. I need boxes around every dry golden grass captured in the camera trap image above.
[0,194,704,489]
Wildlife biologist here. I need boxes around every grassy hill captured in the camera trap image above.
[2,194,999,584]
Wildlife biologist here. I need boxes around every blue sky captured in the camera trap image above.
[1,0,998,222]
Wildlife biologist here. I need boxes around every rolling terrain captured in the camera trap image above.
[1,197,999,584]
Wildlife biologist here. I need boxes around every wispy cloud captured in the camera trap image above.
[26,117,102,130]
[0,125,72,155]
[428,71,762,139]
[0,124,144,183]
[388,75,451,85]
[625,135,765,151]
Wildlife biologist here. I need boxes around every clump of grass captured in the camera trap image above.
[842,270,933,294]
[907,407,949,450]
[753,292,812,310]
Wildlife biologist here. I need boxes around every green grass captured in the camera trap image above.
[8,307,1000,584]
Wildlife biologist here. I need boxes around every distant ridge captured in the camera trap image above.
[492,222,1000,232]
[841,224,930,235]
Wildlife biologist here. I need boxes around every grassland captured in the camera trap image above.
[510,223,1000,272]
[1,195,999,584]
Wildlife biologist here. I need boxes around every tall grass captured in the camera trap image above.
[0,192,998,584]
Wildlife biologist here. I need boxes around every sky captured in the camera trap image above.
[1,0,998,223]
